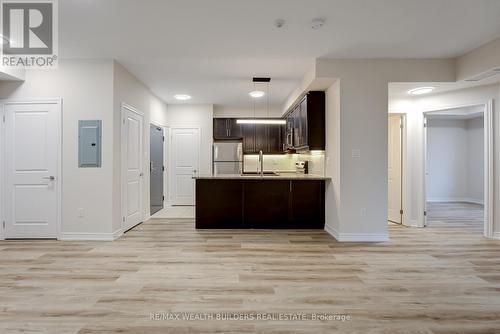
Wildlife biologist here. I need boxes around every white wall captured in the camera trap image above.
[315,59,456,241]
[0,59,169,239]
[390,83,497,231]
[0,59,116,236]
[166,104,213,201]
[427,119,469,202]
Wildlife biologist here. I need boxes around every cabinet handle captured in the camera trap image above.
[290,181,292,192]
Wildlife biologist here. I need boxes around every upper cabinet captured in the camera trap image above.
[241,122,284,154]
[213,118,242,140]
[285,91,325,151]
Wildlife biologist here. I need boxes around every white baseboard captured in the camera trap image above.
[60,229,123,241]
[427,197,484,205]
[492,232,500,240]
[325,224,389,242]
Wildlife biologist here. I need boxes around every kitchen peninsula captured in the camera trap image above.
[194,174,329,229]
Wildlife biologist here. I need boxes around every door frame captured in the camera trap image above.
[421,100,493,238]
[149,121,166,214]
[120,103,144,232]
[0,99,62,240]
[169,126,201,206]
[388,113,407,225]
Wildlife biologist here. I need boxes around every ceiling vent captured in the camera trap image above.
[465,68,500,82]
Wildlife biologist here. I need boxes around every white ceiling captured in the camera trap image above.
[59,0,500,111]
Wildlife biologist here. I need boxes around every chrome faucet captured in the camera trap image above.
[258,150,264,176]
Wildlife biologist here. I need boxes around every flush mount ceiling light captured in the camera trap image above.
[249,90,265,98]
[173,94,191,101]
[407,87,435,95]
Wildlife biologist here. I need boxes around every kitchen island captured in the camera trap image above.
[194,174,329,229]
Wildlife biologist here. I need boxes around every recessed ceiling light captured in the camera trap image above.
[408,87,435,95]
[174,94,191,101]
[249,91,265,98]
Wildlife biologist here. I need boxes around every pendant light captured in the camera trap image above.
[237,77,286,125]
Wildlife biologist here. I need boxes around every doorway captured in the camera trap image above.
[1,100,62,239]
[423,103,492,237]
[171,127,200,206]
[388,114,404,224]
[150,124,164,215]
[121,104,144,232]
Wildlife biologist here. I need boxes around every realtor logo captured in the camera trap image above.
[1,0,58,68]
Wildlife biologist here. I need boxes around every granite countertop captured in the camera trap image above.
[193,173,331,180]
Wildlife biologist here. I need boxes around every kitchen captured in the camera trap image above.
[195,86,329,229]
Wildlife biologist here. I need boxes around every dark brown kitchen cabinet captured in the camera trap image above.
[289,180,325,228]
[242,123,257,153]
[213,118,242,140]
[241,121,284,154]
[244,180,290,228]
[196,179,244,228]
[195,179,326,229]
[267,124,282,154]
[255,123,267,153]
[285,91,325,150]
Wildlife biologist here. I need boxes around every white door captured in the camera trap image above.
[121,106,144,231]
[388,115,402,224]
[171,128,199,206]
[3,101,61,238]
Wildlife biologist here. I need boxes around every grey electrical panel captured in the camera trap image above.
[78,120,102,168]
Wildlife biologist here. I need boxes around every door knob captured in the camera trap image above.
[42,176,55,181]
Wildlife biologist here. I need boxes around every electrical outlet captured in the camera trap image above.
[77,208,85,218]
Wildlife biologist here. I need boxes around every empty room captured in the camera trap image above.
[1,1,500,333]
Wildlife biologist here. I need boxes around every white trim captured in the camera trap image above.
[120,103,144,233]
[163,126,170,207]
[325,224,389,242]
[60,229,123,241]
[427,198,485,205]
[421,100,494,239]
[0,99,63,240]
[492,232,500,240]
[484,100,494,239]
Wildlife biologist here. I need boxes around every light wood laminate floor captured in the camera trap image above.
[427,202,484,234]
[1,212,500,333]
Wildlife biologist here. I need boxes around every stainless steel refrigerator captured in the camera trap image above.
[213,142,242,175]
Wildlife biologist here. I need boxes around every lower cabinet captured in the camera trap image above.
[244,180,290,229]
[196,179,325,229]
[289,180,325,228]
[196,179,243,228]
